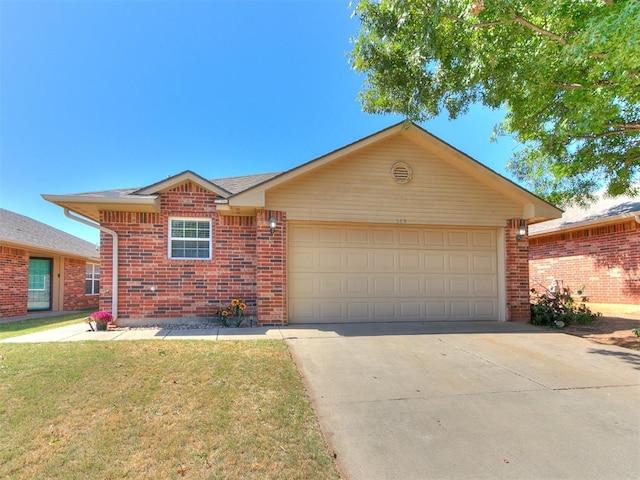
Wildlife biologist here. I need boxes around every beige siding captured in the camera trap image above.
[266,133,523,226]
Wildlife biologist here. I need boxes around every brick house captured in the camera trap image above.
[43,122,561,326]
[0,208,100,318]
[529,192,640,306]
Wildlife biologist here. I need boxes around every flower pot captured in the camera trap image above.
[95,322,108,331]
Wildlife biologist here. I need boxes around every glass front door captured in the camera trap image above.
[28,258,52,311]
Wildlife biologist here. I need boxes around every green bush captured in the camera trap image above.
[530,281,600,328]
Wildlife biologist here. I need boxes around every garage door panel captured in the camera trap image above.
[425,254,446,270]
[373,229,395,244]
[320,302,344,320]
[473,277,497,295]
[319,277,343,295]
[449,277,471,294]
[399,252,421,270]
[374,277,395,295]
[347,252,368,269]
[347,276,369,294]
[319,252,342,269]
[425,301,447,318]
[473,254,496,272]
[399,276,421,295]
[449,254,470,270]
[348,302,370,318]
[373,252,395,269]
[373,302,396,318]
[288,224,498,323]
[472,231,495,247]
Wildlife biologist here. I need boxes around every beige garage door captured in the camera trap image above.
[288,223,498,323]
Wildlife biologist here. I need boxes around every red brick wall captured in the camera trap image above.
[529,220,640,304]
[99,181,287,326]
[256,210,287,326]
[0,246,29,318]
[505,219,531,322]
[63,258,99,311]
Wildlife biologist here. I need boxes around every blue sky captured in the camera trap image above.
[0,0,518,245]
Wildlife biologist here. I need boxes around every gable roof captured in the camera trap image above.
[227,121,562,223]
[0,208,99,260]
[42,171,281,222]
[529,192,640,236]
[43,122,562,223]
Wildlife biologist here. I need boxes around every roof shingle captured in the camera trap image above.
[0,208,99,259]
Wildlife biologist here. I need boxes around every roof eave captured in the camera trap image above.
[0,237,99,260]
[42,194,161,222]
[530,210,640,237]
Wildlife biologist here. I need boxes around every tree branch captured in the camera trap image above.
[442,13,502,28]
[443,12,568,46]
[512,15,567,45]
[577,123,640,141]
[554,80,618,89]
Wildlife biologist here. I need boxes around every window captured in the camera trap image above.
[169,218,211,259]
[86,263,100,295]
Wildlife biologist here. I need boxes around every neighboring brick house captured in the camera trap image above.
[43,122,561,327]
[0,208,100,318]
[529,193,640,306]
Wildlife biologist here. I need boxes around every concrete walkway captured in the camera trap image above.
[0,321,286,343]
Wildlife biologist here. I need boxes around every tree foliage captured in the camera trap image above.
[350,0,640,205]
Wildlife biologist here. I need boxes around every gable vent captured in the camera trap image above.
[391,162,413,184]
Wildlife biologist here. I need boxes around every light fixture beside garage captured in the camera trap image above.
[390,162,413,184]
[516,219,527,241]
[269,216,277,235]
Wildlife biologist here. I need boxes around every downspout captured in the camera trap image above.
[64,209,119,320]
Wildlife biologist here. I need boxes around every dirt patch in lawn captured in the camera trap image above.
[563,316,640,349]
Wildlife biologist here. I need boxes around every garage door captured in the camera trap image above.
[288,224,498,323]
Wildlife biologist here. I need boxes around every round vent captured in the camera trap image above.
[391,162,413,184]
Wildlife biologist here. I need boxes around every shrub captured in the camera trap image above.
[530,281,600,328]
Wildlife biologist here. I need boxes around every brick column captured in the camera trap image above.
[505,219,531,322]
[255,210,287,326]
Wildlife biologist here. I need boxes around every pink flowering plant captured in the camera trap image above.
[89,311,114,325]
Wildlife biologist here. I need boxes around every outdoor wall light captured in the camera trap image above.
[269,217,277,235]
[516,219,527,241]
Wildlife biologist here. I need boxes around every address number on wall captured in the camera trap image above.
[395,218,408,224]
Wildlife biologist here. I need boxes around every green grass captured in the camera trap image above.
[0,340,339,479]
[0,310,92,340]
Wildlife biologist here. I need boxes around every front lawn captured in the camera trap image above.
[0,341,339,479]
[0,310,93,340]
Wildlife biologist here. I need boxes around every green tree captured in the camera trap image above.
[350,0,640,205]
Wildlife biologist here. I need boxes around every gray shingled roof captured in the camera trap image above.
[210,172,282,195]
[0,208,99,259]
[529,192,640,235]
[62,172,282,199]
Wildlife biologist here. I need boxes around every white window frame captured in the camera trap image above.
[168,217,212,260]
[85,263,100,295]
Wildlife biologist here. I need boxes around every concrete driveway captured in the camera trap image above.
[284,321,640,480]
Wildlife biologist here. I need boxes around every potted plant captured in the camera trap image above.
[89,311,114,331]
